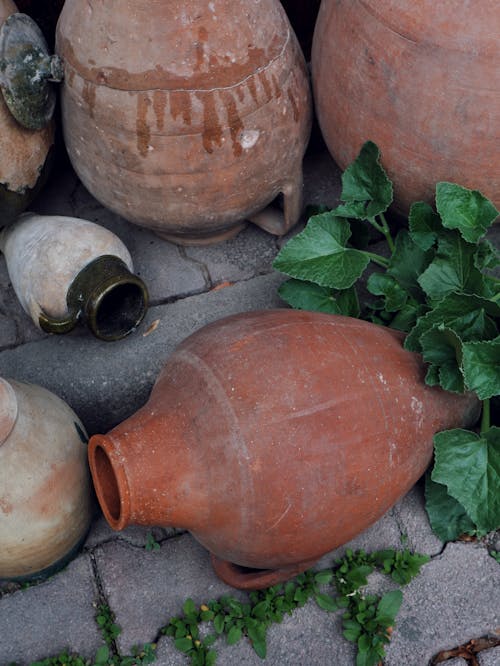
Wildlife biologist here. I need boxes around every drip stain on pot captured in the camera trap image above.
[272,74,282,98]
[82,81,96,118]
[136,93,151,157]
[222,92,243,157]
[195,26,209,72]
[287,88,299,122]
[197,92,223,154]
[169,90,192,126]
[247,77,259,105]
[258,71,273,102]
[152,90,166,131]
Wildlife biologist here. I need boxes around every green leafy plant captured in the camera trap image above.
[145,532,161,552]
[162,547,428,666]
[18,548,427,666]
[490,550,500,564]
[273,141,500,542]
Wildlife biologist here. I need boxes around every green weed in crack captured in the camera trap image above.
[161,547,429,666]
[19,548,428,666]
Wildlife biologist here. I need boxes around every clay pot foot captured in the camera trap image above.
[249,169,304,236]
[210,553,318,590]
[153,222,247,246]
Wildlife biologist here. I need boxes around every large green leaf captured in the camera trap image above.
[408,201,442,251]
[404,292,500,352]
[367,272,408,312]
[424,473,477,541]
[387,230,433,300]
[418,230,488,302]
[419,325,465,393]
[375,590,403,626]
[272,213,370,289]
[337,141,393,219]
[435,182,499,244]
[462,337,500,399]
[474,238,500,271]
[432,427,500,533]
[278,279,360,317]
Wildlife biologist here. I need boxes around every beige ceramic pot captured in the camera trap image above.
[0,378,93,581]
[312,0,500,215]
[55,0,312,244]
[0,0,55,226]
[0,213,149,340]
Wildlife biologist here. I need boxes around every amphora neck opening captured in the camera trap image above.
[88,436,129,530]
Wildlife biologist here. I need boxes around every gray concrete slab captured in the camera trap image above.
[0,553,101,666]
[0,273,285,433]
[392,480,444,556]
[385,542,500,666]
[479,646,500,665]
[93,534,246,653]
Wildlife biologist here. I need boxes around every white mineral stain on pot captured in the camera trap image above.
[239,129,259,149]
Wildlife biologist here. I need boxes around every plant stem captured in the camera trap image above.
[368,213,395,254]
[364,251,390,269]
[480,398,490,434]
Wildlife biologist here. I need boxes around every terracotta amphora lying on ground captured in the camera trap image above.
[88,310,479,589]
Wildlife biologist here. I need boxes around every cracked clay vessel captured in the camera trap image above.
[0,378,92,580]
[88,310,480,589]
[312,0,500,214]
[0,0,54,226]
[55,0,312,244]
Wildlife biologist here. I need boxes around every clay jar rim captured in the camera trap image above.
[88,434,131,530]
[0,377,18,445]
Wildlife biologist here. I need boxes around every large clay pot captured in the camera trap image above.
[0,378,93,581]
[0,212,149,340]
[0,0,55,227]
[88,310,479,589]
[312,0,500,215]
[55,0,312,245]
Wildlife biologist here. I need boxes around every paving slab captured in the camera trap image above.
[0,272,285,434]
[0,553,101,666]
[391,479,444,556]
[384,542,500,666]
[479,646,500,665]
[93,534,246,652]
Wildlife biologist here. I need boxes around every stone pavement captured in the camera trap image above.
[1,146,499,666]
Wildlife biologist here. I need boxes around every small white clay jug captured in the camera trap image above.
[0,212,149,340]
[0,377,93,581]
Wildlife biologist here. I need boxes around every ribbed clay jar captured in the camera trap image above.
[312,0,499,215]
[0,378,93,581]
[55,0,312,244]
[0,0,54,227]
[88,310,480,589]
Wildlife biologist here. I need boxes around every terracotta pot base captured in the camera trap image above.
[210,554,318,590]
[154,222,247,246]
